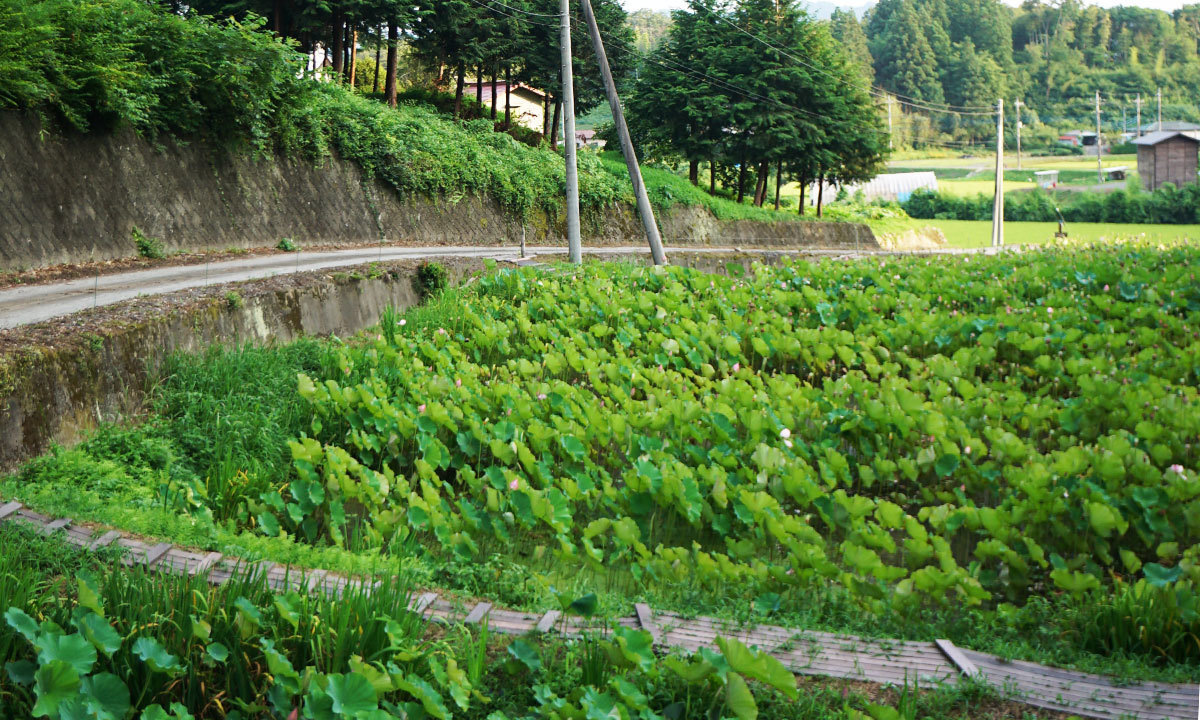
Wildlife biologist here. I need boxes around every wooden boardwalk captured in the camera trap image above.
[1,502,1196,720]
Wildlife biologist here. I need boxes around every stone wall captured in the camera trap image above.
[0,112,875,270]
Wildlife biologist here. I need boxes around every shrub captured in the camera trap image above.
[131,227,165,259]
[416,261,449,299]
[224,290,243,309]
[276,237,297,251]
[902,184,1200,224]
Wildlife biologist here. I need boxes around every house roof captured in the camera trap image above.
[462,81,547,100]
[1139,121,1200,132]
[1133,130,1200,146]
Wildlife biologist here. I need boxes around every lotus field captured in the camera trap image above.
[271,244,1199,619]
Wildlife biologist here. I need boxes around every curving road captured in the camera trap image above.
[0,243,1001,330]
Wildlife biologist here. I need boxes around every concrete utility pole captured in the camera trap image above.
[1014,98,1023,170]
[579,0,667,265]
[1096,90,1103,185]
[560,0,581,263]
[1136,93,1142,136]
[887,97,893,150]
[1157,87,1162,131]
[991,99,1004,248]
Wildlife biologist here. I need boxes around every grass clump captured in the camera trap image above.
[132,227,165,259]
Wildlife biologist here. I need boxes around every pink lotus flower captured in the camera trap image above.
[537,393,547,400]
[964,445,971,455]
[1103,284,1109,291]
[418,404,426,413]
[399,318,407,326]
[732,363,740,372]
[1169,464,1185,474]
[509,478,519,490]
[455,378,462,387]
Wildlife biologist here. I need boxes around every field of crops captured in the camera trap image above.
[5,242,1200,719]
[273,246,1198,617]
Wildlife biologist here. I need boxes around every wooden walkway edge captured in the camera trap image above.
[1,504,1195,720]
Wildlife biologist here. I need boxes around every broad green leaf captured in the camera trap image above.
[327,672,378,716]
[36,633,97,676]
[568,593,598,618]
[133,637,184,676]
[506,639,542,673]
[32,660,80,718]
[724,672,757,720]
[82,673,132,720]
[1143,563,1182,588]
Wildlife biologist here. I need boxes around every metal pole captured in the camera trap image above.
[1014,98,1022,171]
[1096,90,1103,185]
[579,0,667,265]
[1157,87,1162,131]
[991,99,1004,247]
[560,0,581,264]
[1136,93,1141,136]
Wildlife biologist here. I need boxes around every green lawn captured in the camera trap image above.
[871,217,1200,248]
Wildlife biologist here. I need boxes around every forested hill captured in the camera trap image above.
[636,1,1199,125]
[841,0,1200,123]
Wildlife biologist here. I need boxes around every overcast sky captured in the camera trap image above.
[619,0,1193,14]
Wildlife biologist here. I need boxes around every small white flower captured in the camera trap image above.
[399,318,407,326]
[780,428,791,439]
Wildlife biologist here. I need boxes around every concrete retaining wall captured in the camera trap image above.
[0,112,875,270]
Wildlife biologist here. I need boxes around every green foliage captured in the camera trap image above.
[223,291,243,310]
[132,228,165,260]
[903,183,1200,224]
[1070,580,1200,664]
[273,244,1200,622]
[276,238,297,252]
[416,262,449,300]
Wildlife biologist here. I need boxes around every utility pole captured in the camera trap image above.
[1014,98,1023,170]
[887,97,893,150]
[1157,87,1162,131]
[1096,90,1103,185]
[560,0,581,263]
[991,99,1004,248]
[579,0,667,265]
[1136,93,1142,136]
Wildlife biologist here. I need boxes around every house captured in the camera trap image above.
[1133,130,1200,191]
[807,171,938,204]
[1058,130,1101,154]
[1138,121,1200,134]
[462,81,547,131]
[574,129,605,150]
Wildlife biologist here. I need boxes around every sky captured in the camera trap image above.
[619,0,1193,14]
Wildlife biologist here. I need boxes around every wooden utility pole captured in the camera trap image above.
[991,99,1004,247]
[579,0,667,265]
[886,97,893,150]
[1095,90,1103,185]
[560,0,581,263]
[1014,98,1023,170]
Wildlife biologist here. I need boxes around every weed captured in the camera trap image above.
[132,226,165,259]
[224,290,243,309]
[416,261,449,299]
[276,237,297,252]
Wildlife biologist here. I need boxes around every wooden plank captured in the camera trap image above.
[464,602,492,625]
[934,639,979,678]
[634,603,660,644]
[411,592,438,616]
[40,518,71,535]
[143,543,173,567]
[0,501,23,521]
[306,569,329,592]
[193,552,223,575]
[535,610,561,633]
[89,530,122,550]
